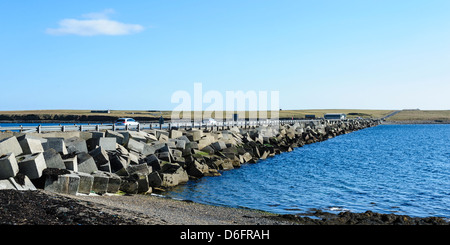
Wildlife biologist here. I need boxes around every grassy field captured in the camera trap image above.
[1,109,449,122]
[0,109,395,120]
[385,110,450,121]
[277,109,394,119]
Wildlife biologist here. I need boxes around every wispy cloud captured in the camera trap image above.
[46,9,144,36]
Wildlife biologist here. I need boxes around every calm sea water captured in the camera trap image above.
[163,124,450,218]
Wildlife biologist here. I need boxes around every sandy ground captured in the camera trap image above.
[64,192,296,225]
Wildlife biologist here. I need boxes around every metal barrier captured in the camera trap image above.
[0,119,354,133]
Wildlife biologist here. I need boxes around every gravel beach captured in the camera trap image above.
[64,191,297,225]
[1,189,449,243]
[1,189,448,226]
[0,189,295,225]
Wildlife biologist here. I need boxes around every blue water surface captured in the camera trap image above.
[164,124,450,218]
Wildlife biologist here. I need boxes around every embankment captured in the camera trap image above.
[5,119,448,225]
[1,119,380,194]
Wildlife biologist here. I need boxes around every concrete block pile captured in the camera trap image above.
[0,119,379,196]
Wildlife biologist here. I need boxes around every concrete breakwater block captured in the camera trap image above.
[154,129,169,140]
[63,156,78,172]
[91,171,121,194]
[127,163,151,193]
[38,169,93,195]
[18,138,44,155]
[171,149,183,158]
[126,138,155,156]
[136,173,149,193]
[65,137,88,154]
[121,164,151,193]
[125,131,151,143]
[104,172,121,193]
[128,152,140,165]
[170,129,183,139]
[125,138,143,154]
[148,172,162,188]
[0,136,23,157]
[76,171,94,194]
[42,169,80,195]
[17,152,47,179]
[0,173,36,190]
[160,173,179,187]
[91,171,109,194]
[185,130,203,142]
[186,160,209,178]
[12,174,37,190]
[0,178,16,189]
[44,138,68,155]
[108,154,129,173]
[211,141,227,151]
[9,173,37,191]
[90,131,105,138]
[105,130,125,145]
[76,152,98,174]
[43,148,66,169]
[127,163,151,176]
[156,151,171,162]
[89,147,111,172]
[159,163,189,187]
[0,152,19,179]
[119,176,139,194]
[173,139,186,150]
[89,137,116,151]
[143,154,160,171]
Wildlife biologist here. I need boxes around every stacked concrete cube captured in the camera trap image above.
[77,171,94,194]
[44,138,68,155]
[90,137,116,151]
[0,174,36,190]
[0,152,19,179]
[89,146,111,172]
[18,137,44,155]
[65,137,88,154]
[43,169,80,195]
[0,136,23,157]
[43,148,66,169]
[91,171,109,194]
[17,152,47,179]
[63,156,78,171]
[76,152,98,174]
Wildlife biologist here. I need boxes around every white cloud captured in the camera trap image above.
[46,9,144,36]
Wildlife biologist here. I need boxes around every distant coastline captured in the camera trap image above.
[382,120,450,125]
[0,109,449,125]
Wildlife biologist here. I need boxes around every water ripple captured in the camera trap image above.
[165,124,450,218]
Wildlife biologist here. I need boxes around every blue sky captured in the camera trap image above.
[0,0,449,111]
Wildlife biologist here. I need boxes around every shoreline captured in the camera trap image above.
[1,119,449,227]
[2,189,448,226]
[382,120,450,125]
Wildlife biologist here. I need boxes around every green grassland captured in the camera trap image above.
[385,110,450,122]
[1,109,448,122]
[0,109,394,121]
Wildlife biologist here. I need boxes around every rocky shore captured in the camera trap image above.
[1,119,380,194]
[1,118,448,226]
